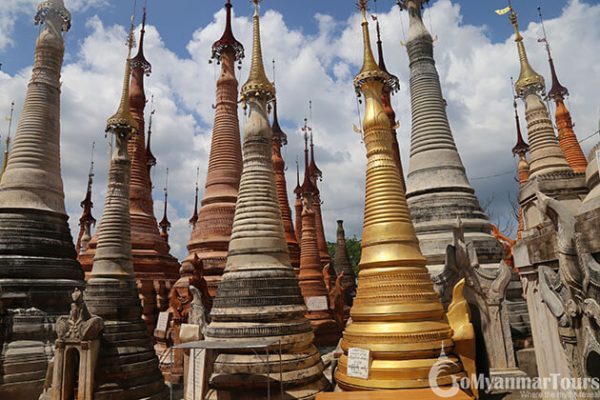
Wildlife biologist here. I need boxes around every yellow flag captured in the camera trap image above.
[495,6,511,15]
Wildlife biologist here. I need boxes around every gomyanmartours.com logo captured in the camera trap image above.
[428,348,600,398]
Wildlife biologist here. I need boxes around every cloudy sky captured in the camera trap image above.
[0,0,599,260]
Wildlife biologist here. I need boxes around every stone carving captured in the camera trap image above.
[432,218,526,384]
[55,289,103,342]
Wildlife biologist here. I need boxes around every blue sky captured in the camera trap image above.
[1,0,572,76]
[1,0,599,260]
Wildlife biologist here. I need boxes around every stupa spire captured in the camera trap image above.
[294,158,303,244]
[511,96,529,240]
[0,1,85,396]
[333,220,356,309]
[1,101,15,180]
[79,3,180,335]
[159,168,171,243]
[505,6,570,177]
[189,166,199,226]
[537,7,587,173]
[272,98,300,270]
[76,142,97,254]
[375,17,405,190]
[84,12,166,397]
[146,97,157,181]
[205,2,327,396]
[400,0,501,264]
[186,0,244,296]
[336,1,472,391]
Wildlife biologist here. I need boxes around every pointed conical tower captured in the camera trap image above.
[298,127,340,346]
[508,8,570,178]
[205,2,327,398]
[79,7,180,334]
[375,20,406,190]
[538,12,587,173]
[0,2,85,398]
[307,132,331,267]
[158,169,171,245]
[294,160,303,248]
[76,144,97,254]
[189,167,200,227]
[400,0,501,264]
[146,104,157,184]
[272,100,300,271]
[511,99,529,240]
[335,1,470,391]
[83,19,167,398]
[333,220,356,307]
[185,0,244,296]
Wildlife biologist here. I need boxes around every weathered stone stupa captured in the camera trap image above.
[0,1,85,398]
[185,0,245,296]
[272,100,300,271]
[83,22,166,398]
[205,1,328,398]
[298,135,340,346]
[79,7,180,334]
[401,0,502,264]
[335,1,474,392]
[333,220,356,308]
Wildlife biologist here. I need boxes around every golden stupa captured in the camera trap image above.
[334,1,475,395]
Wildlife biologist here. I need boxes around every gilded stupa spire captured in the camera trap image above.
[1,101,15,180]
[106,12,138,133]
[354,1,387,87]
[240,0,274,102]
[336,0,473,391]
[508,7,545,98]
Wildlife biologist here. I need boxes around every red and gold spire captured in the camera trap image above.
[185,0,244,296]
[272,99,300,270]
[158,168,171,244]
[538,7,587,173]
[294,159,303,244]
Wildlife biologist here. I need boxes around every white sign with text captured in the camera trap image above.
[347,347,371,380]
[156,311,170,333]
[305,296,329,311]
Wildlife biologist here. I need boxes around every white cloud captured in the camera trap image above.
[0,0,599,262]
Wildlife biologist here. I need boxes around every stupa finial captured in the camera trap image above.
[537,6,568,101]
[189,166,199,226]
[212,0,244,63]
[106,6,138,133]
[146,95,157,173]
[503,5,545,98]
[375,18,400,93]
[241,0,274,102]
[130,0,151,75]
[159,168,171,238]
[511,94,529,157]
[354,0,387,87]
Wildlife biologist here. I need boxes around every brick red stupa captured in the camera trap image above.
[185,0,244,296]
[298,123,340,346]
[79,7,180,334]
[272,100,300,271]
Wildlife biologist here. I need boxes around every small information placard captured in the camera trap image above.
[305,296,329,311]
[156,311,170,333]
[186,349,208,400]
[347,347,371,380]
